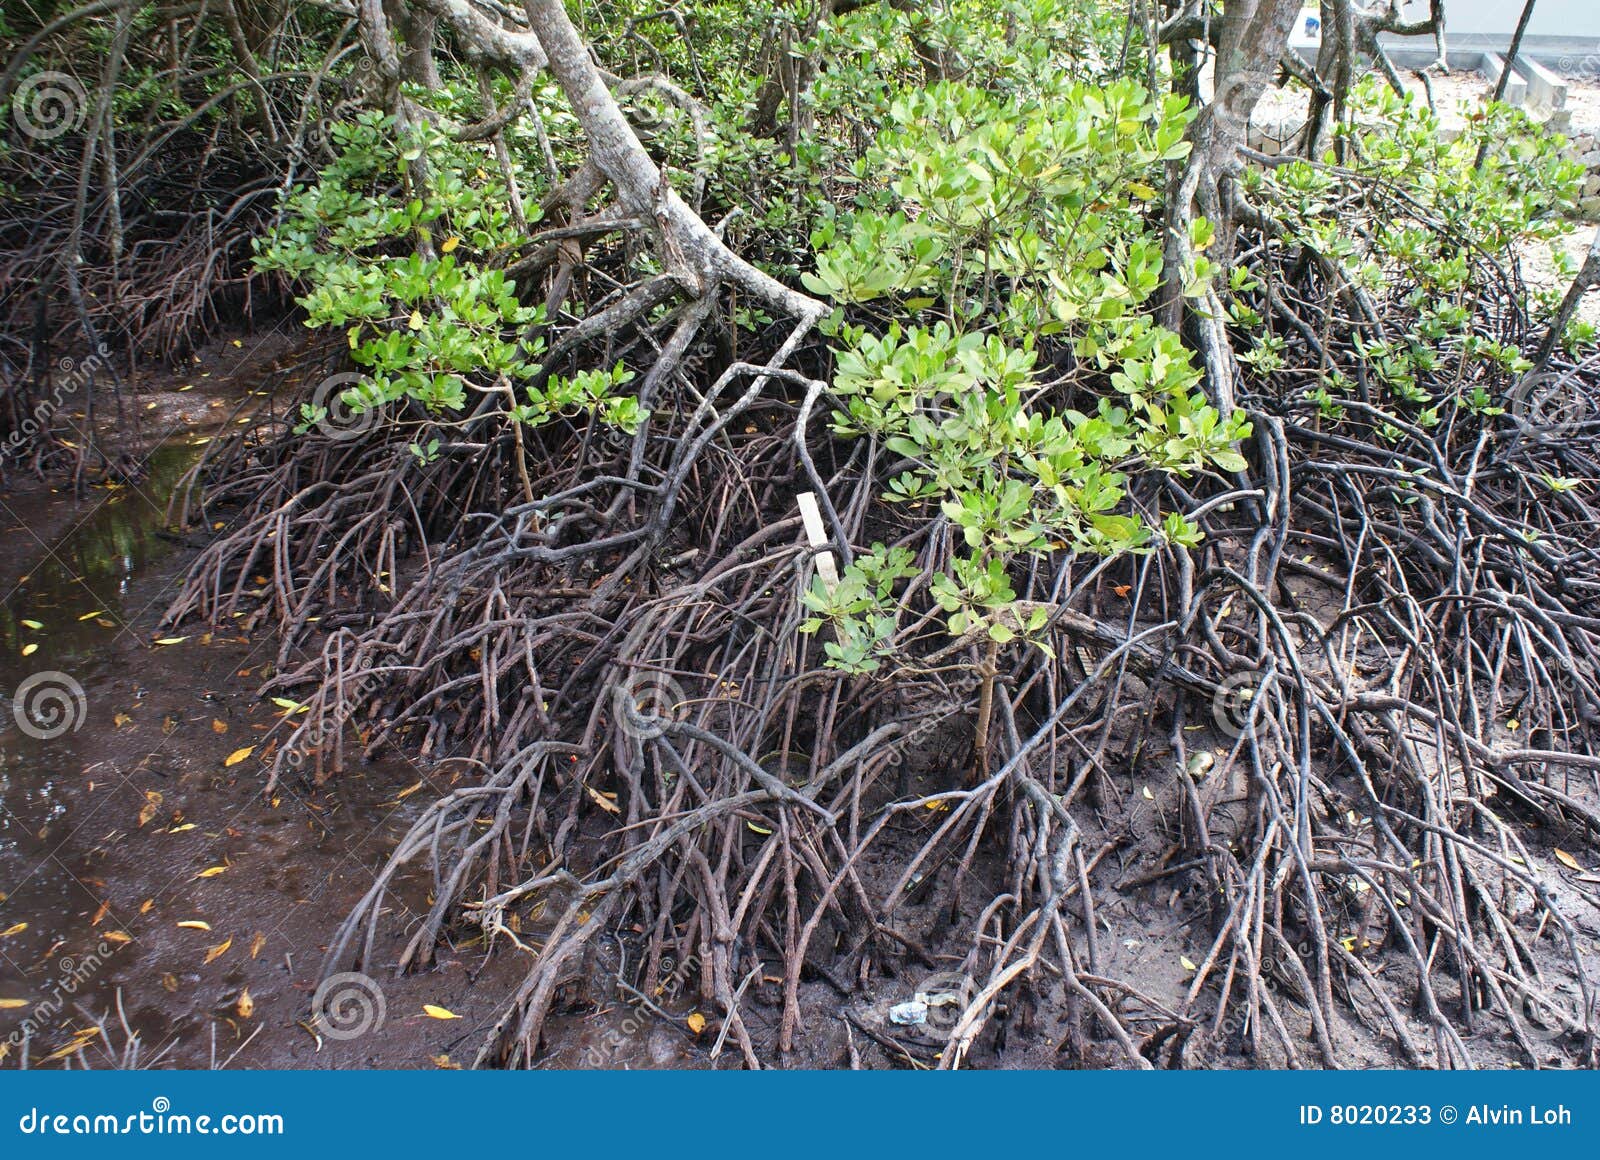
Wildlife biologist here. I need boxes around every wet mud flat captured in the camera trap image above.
[0,336,527,1069]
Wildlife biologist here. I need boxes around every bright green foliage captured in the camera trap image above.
[513,365,645,435]
[1238,80,1590,432]
[254,112,644,440]
[800,76,1249,671]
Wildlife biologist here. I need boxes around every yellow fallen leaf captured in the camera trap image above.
[154,637,187,646]
[177,920,212,931]
[395,780,424,800]
[140,899,154,914]
[20,643,37,657]
[224,746,255,767]
[408,310,424,331]
[440,236,460,253]
[422,1004,461,1020]
[20,619,42,630]
[78,610,107,621]
[250,931,266,959]
[39,1029,99,1063]
[747,821,773,835]
[686,1012,707,1034]
[1555,849,1582,871]
[102,931,131,945]
[115,712,134,729]
[0,998,28,1009]
[236,988,254,1018]
[1180,956,1198,972]
[204,937,233,964]
[0,923,27,937]
[586,786,620,814]
[196,866,228,879]
[212,719,228,734]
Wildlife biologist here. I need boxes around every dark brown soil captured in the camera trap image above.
[0,332,525,1069]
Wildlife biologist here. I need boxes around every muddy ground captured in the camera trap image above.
[3,330,1597,1071]
[0,332,849,1070]
[0,333,522,1069]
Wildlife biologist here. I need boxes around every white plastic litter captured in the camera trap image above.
[888,994,930,1025]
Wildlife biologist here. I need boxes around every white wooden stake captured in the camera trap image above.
[796,491,839,593]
